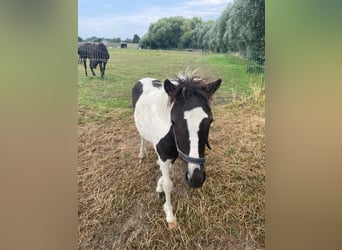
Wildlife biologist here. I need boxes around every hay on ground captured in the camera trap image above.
[78,102,265,249]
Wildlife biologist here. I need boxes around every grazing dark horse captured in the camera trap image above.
[132,69,221,229]
[78,42,109,78]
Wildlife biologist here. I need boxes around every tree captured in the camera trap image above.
[85,36,103,42]
[140,16,203,49]
[179,17,203,49]
[124,38,132,43]
[132,34,140,43]
[221,0,265,60]
[112,37,121,43]
[78,36,83,42]
[139,0,264,58]
[191,20,215,50]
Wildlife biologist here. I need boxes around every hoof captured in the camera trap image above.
[168,220,177,230]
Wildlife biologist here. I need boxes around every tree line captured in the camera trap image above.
[78,34,140,44]
[140,0,264,62]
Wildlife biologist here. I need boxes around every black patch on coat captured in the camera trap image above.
[152,80,162,88]
[132,81,143,111]
[156,126,178,162]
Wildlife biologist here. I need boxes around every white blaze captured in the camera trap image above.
[184,107,208,176]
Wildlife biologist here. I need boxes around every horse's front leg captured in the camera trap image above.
[99,62,104,78]
[102,62,107,78]
[157,158,177,229]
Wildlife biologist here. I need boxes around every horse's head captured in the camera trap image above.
[164,71,221,188]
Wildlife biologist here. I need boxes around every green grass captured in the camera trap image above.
[199,54,256,95]
[78,49,264,115]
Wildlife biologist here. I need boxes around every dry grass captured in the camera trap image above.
[78,97,265,249]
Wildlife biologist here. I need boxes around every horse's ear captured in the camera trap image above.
[164,79,177,96]
[205,79,222,97]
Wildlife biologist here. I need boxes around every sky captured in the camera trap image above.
[78,0,233,40]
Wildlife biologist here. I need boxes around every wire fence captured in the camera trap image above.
[227,50,265,74]
[246,50,265,74]
[78,42,265,74]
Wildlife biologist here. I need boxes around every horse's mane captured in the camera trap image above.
[169,68,211,104]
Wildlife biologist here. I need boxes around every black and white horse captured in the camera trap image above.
[132,69,221,229]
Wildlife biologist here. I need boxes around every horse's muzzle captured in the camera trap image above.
[185,168,206,188]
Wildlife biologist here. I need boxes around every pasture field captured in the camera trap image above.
[78,49,265,249]
[78,49,263,122]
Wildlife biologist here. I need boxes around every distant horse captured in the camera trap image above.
[132,69,221,229]
[78,42,109,78]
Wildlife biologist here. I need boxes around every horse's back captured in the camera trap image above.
[132,78,164,109]
[95,43,109,60]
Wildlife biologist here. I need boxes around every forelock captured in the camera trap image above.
[168,68,211,104]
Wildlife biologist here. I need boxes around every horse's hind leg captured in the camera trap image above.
[138,136,145,163]
[90,59,96,76]
[90,67,96,76]
[83,59,88,76]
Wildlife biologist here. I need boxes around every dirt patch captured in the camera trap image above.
[78,103,265,249]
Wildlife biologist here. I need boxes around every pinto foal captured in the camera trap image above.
[132,70,221,229]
